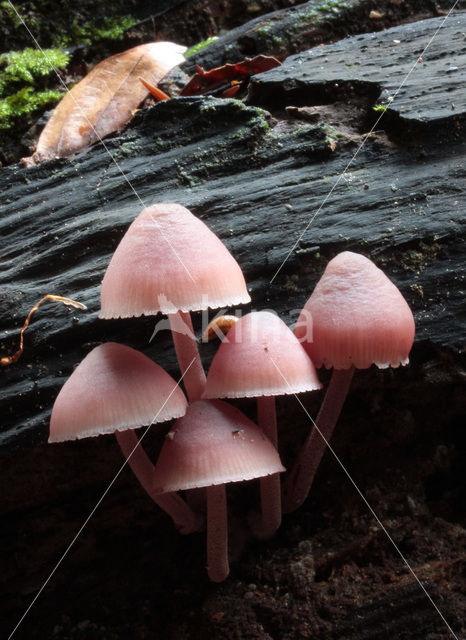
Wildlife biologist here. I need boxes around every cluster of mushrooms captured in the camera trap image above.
[49,203,415,582]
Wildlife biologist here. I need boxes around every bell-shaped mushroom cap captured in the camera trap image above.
[294,251,415,370]
[49,342,187,442]
[100,203,251,318]
[203,311,322,399]
[153,399,285,492]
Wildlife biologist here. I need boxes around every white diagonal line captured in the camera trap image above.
[8,359,196,640]
[269,0,460,284]
[268,355,459,640]
[6,1,460,637]
[5,0,195,284]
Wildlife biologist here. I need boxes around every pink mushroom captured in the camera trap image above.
[100,203,251,402]
[203,311,321,536]
[153,399,285,581]
[49,342,200,533]
[283,251,415,512]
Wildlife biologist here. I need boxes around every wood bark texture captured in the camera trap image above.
[0,9,465,640]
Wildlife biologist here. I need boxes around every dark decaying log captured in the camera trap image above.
[1,14,464,454]
[177,0,456,75]
[0,13,465,640]
[248,13,466,123]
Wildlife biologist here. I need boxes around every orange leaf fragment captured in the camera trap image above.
[180,55,281,96]
[139,77,171,101]
[1,295,87,366]
[22,42,186,166]
[221,84,241,98]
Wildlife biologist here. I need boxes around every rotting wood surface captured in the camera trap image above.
[0,13,465,640]
[177,0,456,75]
[1,15,464,455]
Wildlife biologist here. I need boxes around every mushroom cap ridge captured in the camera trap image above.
[153,399,285,492]
[295,251,415,370]
[203,311,322,399]
[100,203,251,318]
[49,342,187,442]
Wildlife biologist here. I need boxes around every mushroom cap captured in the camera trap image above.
[49,342,187,442]
[100,203,251,318]
[294,251,415,370]
[153,399,285,492]
[203,311,322,399]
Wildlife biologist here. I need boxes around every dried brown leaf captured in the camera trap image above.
[22,42,186,166]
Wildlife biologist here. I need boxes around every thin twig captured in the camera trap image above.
[1,294,87,366]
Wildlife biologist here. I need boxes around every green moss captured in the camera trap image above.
[1,2,137,48]
[315,0,349,12]
[248,106,270,127]
[0,6,138,147]
[58,15,137,47]
[0,86,62,129]
[0,12,135,132]
[0,47,69,130]
[297,0,348,22]
[184,36,219,58]
[373,103,388,113]
[199,99,220,115]
[256,23,284,48]
[257,24,273,37]
[322,124,343,144]
[176,162,199,188]
[0,1,22,28]
[295,8,318,22]
[93,15,136,41]
[117,139,144,158]
[0,48,70,94]
[229,127,250,141]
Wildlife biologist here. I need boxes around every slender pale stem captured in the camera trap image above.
[283,366,354,513]
[206,484,229,582]
[258,396,278,446]
[169,311,207,515]
[255,396,282,537]
[169,311,206,402]
[115,430,201,534]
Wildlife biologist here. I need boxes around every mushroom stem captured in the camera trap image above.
[115,430,201,534]
[258,395,278,447]
[255,396,281,537]
[206,484,229,582]
[169,311,206,402]
[283,366,354,513]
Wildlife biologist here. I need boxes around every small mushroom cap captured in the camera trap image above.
[49,342,187,442]
[153,399,285,493]
[203,311,322,399]
[294,251,415,370]
[100,203,251,318]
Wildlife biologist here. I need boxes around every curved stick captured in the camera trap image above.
[283,367,354,513]
[1,294,86,366]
